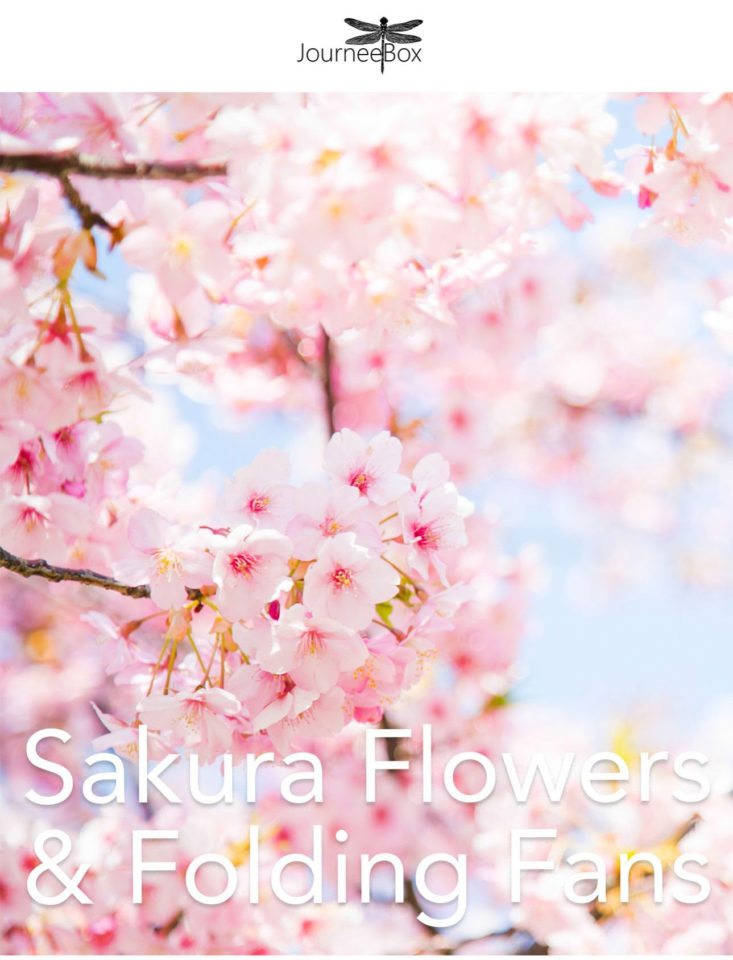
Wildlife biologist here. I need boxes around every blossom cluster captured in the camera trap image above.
[108,430,470,758]
[625,94,733,244]
[2,93,621,415]
[2,91,733,955]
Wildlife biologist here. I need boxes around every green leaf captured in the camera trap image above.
[484,692,513,711]
[375,601,394,626]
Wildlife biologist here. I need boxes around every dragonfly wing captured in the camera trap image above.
[386,19,423,30]
[345,31,381,43]
[385,32,421,42]
[344,17,380,30]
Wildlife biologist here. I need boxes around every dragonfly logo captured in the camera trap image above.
[296,16,423,72]
[345,18,423,73]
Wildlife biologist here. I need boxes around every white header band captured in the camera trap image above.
[1,0,731,92]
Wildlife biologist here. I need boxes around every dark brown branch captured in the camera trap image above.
[0,151,227,236]
[431,927,548,956]
[379,711,401,764]
[59,171,114,234]
[0,545,205,602]
[403,877,423,917]
[0,152,227,182]
[279,330,338,436]
[322,329,337,437]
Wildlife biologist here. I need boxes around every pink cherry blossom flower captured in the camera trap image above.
[120,189,232,302]
[229,664,349,753]
[265,686,348,755]
[82,610,142,676]
[411,451,452,497]
[227,663,305,729]
[137,687,241,763]
[222,448,291,530]
[399,487,470,583]
[0,361,75,432]
[0,261,30,335]
[258,603,367,692]
[340,631,411,717]
[129,273,213,343]
[0,422,33,477]
[303,531,398,630]
[91,703,173,761]
[0,493,88,559]
[211,524,292,621]
[120,508,211,609]
[324,428,410,505]
[285,481,377,560]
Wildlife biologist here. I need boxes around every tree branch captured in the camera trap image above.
[322,329,337,437]
[379,711,401,764]
[0,151,227,236]
[431,927,549,956]
[0,152,227,182]
[58,171,114,234]
[0,545,205,602]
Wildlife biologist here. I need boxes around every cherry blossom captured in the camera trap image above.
[302,532,400,630]
[2,91,733,956]
[324,428,411,504]
[138,687,241,762]
[259,604,368,692]
[122,508,209,608]
[285,482,374,560]
[211,524,292,620]
[119,189,233,301]
[222,447,291,529]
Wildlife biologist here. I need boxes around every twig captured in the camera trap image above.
[0,151,227,236]
[164,635,178,694]
[404,877,423,917]
[322,329,337,437]
[59,171,114,233]
[0,544,205,602]
[379,711,401,764]
[429,927,548,956]
[279,328,338,437]
[0,152,227,182]
[146,637,170,697]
